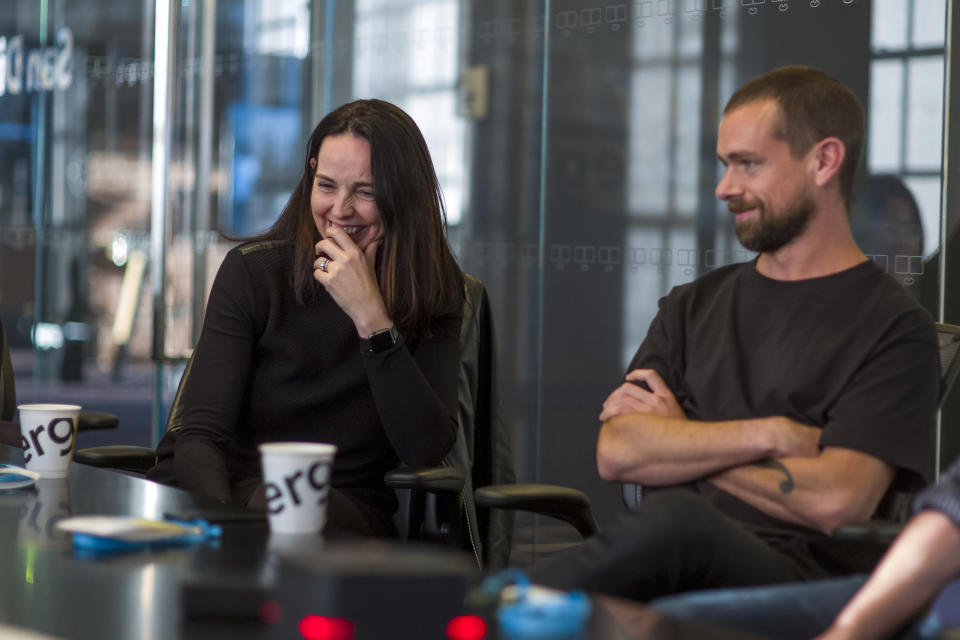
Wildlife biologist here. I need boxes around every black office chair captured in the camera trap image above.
[384,274,599,569]
[1,317,16,423]
[831,321,960,543]
[384,273,518,569]
[0,317,118,445]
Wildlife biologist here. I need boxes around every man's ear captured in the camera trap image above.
[811,137,845,189]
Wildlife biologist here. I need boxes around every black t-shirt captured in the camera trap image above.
[629,258,939,537]
[149,241,460,525]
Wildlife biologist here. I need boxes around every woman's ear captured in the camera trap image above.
[309,157,317,171]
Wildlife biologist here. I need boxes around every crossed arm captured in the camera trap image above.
[596,369,895,534]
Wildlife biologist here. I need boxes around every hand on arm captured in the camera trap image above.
[816,510,960,640]
[599,369,686,422]
[595,369,817,485]
[707,446,894,534]
[313,227,392,337]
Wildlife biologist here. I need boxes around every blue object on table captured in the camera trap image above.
[0,464,39,489]
[482,569,592,640]
[63,516,222,554]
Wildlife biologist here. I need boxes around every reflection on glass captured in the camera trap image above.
[852,176,925,289]
[871,0,909,51]
[905,56,945,171]
[353,0,466,226]
[912,0,947,49]
[17,479,72,550]
[903,175,943,259]
[868,59,904,172]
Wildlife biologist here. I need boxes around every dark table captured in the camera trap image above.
[0,443,764,640]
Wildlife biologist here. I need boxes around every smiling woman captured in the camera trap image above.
[145,100,464,537]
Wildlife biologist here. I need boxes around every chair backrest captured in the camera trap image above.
[415,274,516,568]
[455,273,516,568]
[0,317,16,422]
[935,323,960,407]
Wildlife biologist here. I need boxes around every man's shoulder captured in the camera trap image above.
[850,262,936,334]
[662,261,751,306]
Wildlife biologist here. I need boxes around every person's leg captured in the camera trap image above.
[529,489,808,601]
[325,487,398,537]
[649,574,867,640]
[911,576,960,639]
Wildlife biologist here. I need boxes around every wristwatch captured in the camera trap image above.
[364,326,399,353]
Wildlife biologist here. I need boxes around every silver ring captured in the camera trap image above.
[318,257,329,273]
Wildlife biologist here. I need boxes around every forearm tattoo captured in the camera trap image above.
[754,459,795,494]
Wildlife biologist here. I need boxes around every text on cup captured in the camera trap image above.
[265,462,330,514]
[21,417,75,463]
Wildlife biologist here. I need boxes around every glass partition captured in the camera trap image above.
[0,0,159,447]
[0,0,952,561]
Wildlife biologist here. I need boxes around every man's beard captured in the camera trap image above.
[731,195,814,253]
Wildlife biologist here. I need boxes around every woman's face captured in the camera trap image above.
[310,133,384,252]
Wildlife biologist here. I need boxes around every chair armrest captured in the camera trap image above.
[0,412,119,445]
[384,466,465,493]
[475,483,599,539]
[77,411,119,431]
[73,445,156,475]
[832,520,903,547]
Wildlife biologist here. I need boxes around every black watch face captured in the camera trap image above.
[368,327,398,352]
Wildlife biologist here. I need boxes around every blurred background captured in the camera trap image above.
[1,0,956,561]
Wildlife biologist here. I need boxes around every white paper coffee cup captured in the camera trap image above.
[18,404,82,478]
[258,442,337,535]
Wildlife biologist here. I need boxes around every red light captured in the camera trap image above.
[298,615,355,640]
[258,600,283,624]
[446,615,487,640]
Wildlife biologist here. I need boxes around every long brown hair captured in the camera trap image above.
[249,99,463,337]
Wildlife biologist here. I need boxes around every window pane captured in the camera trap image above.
[868,59,904,173]
[906,56,944,171]
[628,67,671,214]
[912,0,947,49]
[871,0,909,51]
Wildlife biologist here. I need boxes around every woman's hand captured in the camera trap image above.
[313,226,393,337]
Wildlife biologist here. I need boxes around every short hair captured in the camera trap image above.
[724,66,865,207]
[253,99,463,337]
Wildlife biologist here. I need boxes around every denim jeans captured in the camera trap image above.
[650,575,960,640]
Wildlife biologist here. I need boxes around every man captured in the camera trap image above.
[531,66,939,602]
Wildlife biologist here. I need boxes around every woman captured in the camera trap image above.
[148,99,464,537]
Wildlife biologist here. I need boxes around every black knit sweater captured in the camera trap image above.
[150,240,460,526]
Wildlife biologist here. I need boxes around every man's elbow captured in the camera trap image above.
[597,449,625,482]
[808,494,878,535]
[596,420,648,482]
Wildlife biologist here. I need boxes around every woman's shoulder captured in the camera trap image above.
[212,239,295,292]
[219,239,295,274]
[235,239,293,260]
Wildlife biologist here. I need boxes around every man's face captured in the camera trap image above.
[715,100,816,253]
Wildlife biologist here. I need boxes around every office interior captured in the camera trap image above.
[1,0,957,559]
